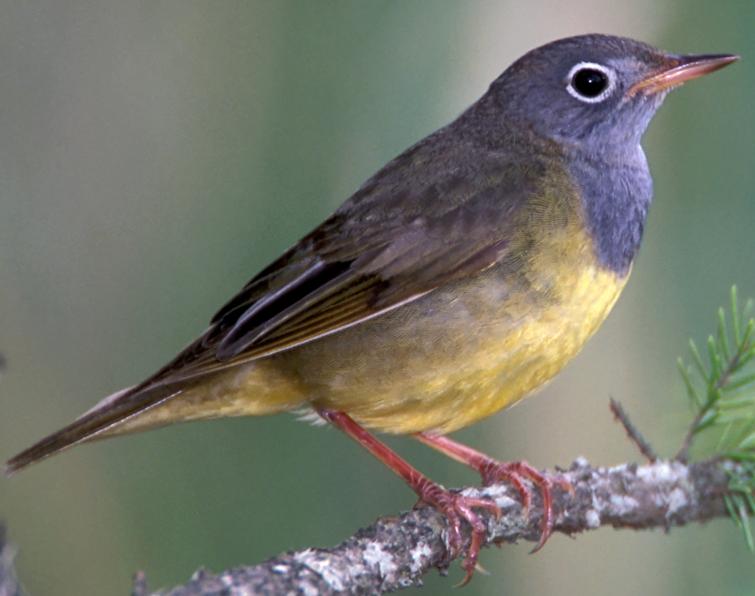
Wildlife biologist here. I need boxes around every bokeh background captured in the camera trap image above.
[1,2,754,594]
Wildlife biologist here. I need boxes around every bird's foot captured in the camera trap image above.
[478,459,570,552]
[320,411,500,584]
[414,479,501,586]
[414,433,570,553]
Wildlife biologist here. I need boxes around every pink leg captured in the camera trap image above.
[319,409,500,584]
[416,433,569,552]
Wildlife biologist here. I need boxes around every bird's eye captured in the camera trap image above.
[573,69,607,96]
[566,62,615,103]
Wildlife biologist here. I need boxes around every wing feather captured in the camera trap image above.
[147,143,539,386]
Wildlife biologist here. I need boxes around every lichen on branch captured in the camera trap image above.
[138,456,743,596]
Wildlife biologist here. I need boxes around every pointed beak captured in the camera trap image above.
[628,53,739,96]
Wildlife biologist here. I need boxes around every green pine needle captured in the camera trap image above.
[677,286,755,550]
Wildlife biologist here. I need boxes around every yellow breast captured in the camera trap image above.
[279,184,628,434]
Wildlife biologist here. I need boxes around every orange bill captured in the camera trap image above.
[629,53,739,96]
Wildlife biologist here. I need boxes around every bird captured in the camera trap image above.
[6,34,737,581]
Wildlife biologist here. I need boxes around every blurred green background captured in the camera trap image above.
[1,1,753,594]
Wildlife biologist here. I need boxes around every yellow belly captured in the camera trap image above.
[295,265,624,434]
[274,218,627,434]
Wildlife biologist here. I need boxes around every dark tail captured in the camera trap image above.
[5,383,181,476]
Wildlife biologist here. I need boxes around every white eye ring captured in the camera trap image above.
[566,62,616,104]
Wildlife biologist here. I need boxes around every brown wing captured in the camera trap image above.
[134,191,521,390]
[216,192,519,352]
[152,145,538,385]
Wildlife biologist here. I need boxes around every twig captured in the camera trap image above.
[609,398,658,462]
[138,457,742,595]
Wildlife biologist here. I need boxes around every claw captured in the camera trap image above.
[455,559,490,587]
[481,460,570,553]
[418,481,500,583]
[415,433,572,563]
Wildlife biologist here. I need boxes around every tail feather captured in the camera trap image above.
[5,383,181,476]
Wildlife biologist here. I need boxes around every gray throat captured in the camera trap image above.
[567,145,653,276]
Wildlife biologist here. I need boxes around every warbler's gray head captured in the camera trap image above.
[486,34,737,152]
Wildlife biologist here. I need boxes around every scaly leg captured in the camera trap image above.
[319,409,500,583]
[415,432,567,552]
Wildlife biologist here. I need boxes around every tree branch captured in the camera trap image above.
[0,523,23,596]
[137,456,745,596]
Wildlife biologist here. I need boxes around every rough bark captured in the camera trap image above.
[0,524,23,596]
[133,456,743,596]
